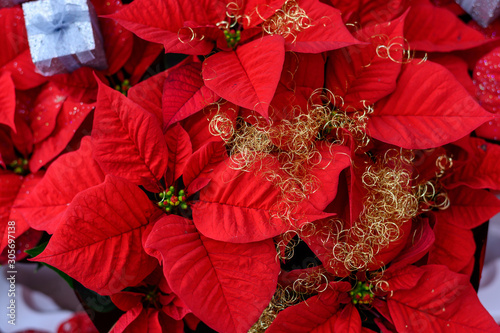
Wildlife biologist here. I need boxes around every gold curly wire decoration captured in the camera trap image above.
[415,154,453,212]
[261,0,314,42]
[372,35,415,65]
[177,26,206,46]
[294,149,419,274]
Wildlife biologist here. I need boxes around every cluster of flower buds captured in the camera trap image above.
[223,29,241,48]
[157,186,188,213]
[115,79,131,96]
[8,158,29,175]
[349,281,374,305]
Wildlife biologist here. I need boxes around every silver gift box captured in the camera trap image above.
[22,0,107,76]
[456,0,500,27]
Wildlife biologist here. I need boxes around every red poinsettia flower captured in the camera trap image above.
[0,77,94,262]
[110,268,191,333]
[109,0,360,119]
[268,265,500,332]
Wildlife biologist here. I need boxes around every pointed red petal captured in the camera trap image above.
[124,37,164,85]
[183,141,227,188]
[203,36,285,119]
[0,7,29,67]
[428,222,476,274]
[334,303,362,333]
[267,287,344,332]
[326,12,406,108]
[109,0,222,55]
[17,137,105,234]
[308,144,351,211]
[163,61,218,128]
[286,0,361,53]
[164,124,192,185]
[33,175,158,295]
[390,218,435,271]
[110,305,145,333]
[30,83,65,144]
[181,101,237,152]
[192,155,332,243]
[145,215,280,333]
[384,265,425,292]
[388,265,500,332]
[0,72,16,132]
[95,0,134,76]
[128,69,170,123]
[92,80,168,185]
[29,100,95,173]
[3,50,47,90]
[0,172,36,252]
[368,60,493,149]
[435,186,500,229]
[405,3,489,52]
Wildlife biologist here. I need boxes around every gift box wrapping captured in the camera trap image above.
[456,0,500,27]
[22,0,107,76]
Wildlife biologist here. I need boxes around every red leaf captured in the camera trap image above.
[326,12,406,109]
[163,61,218,128]
[17,137,105,234]
[428,221,476,274]
[128,57,196,124]
[431,54,476,97]
[405,3,489,52]
[49,67,100,104]
[384,265,425,292]
[128,69,169,123]
[0,72,16,132]
[11,107,34,157]
[124,37,164,85]
[192,155,332,243]
[308,143,351,211]
[30,83,66,144]
[368,60,493,149]
[390,218,435,271]
[447,138,500,190]
[286,0,360,53]
[241,0,286,28]
[181,102,237,152]
[435,187,500,229]
[0,7,28,67]
[29,100,95,173]
[183,141,228,188]
[0,171,44,253]
[92,80,168,185]
[203,36,285,119]
[356,0,408,27]
[144,215,280,333]
[0,172,26,249]
[33,175,158,295]
[267,286,345,332]
[110,305,144,333]
[334,303,362,333]
[97,4,135,76]
[388,265,500,332]
[164,124,192,185]
[280,53,325,91]
[3,50,47,90]
[109,0,223,55]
